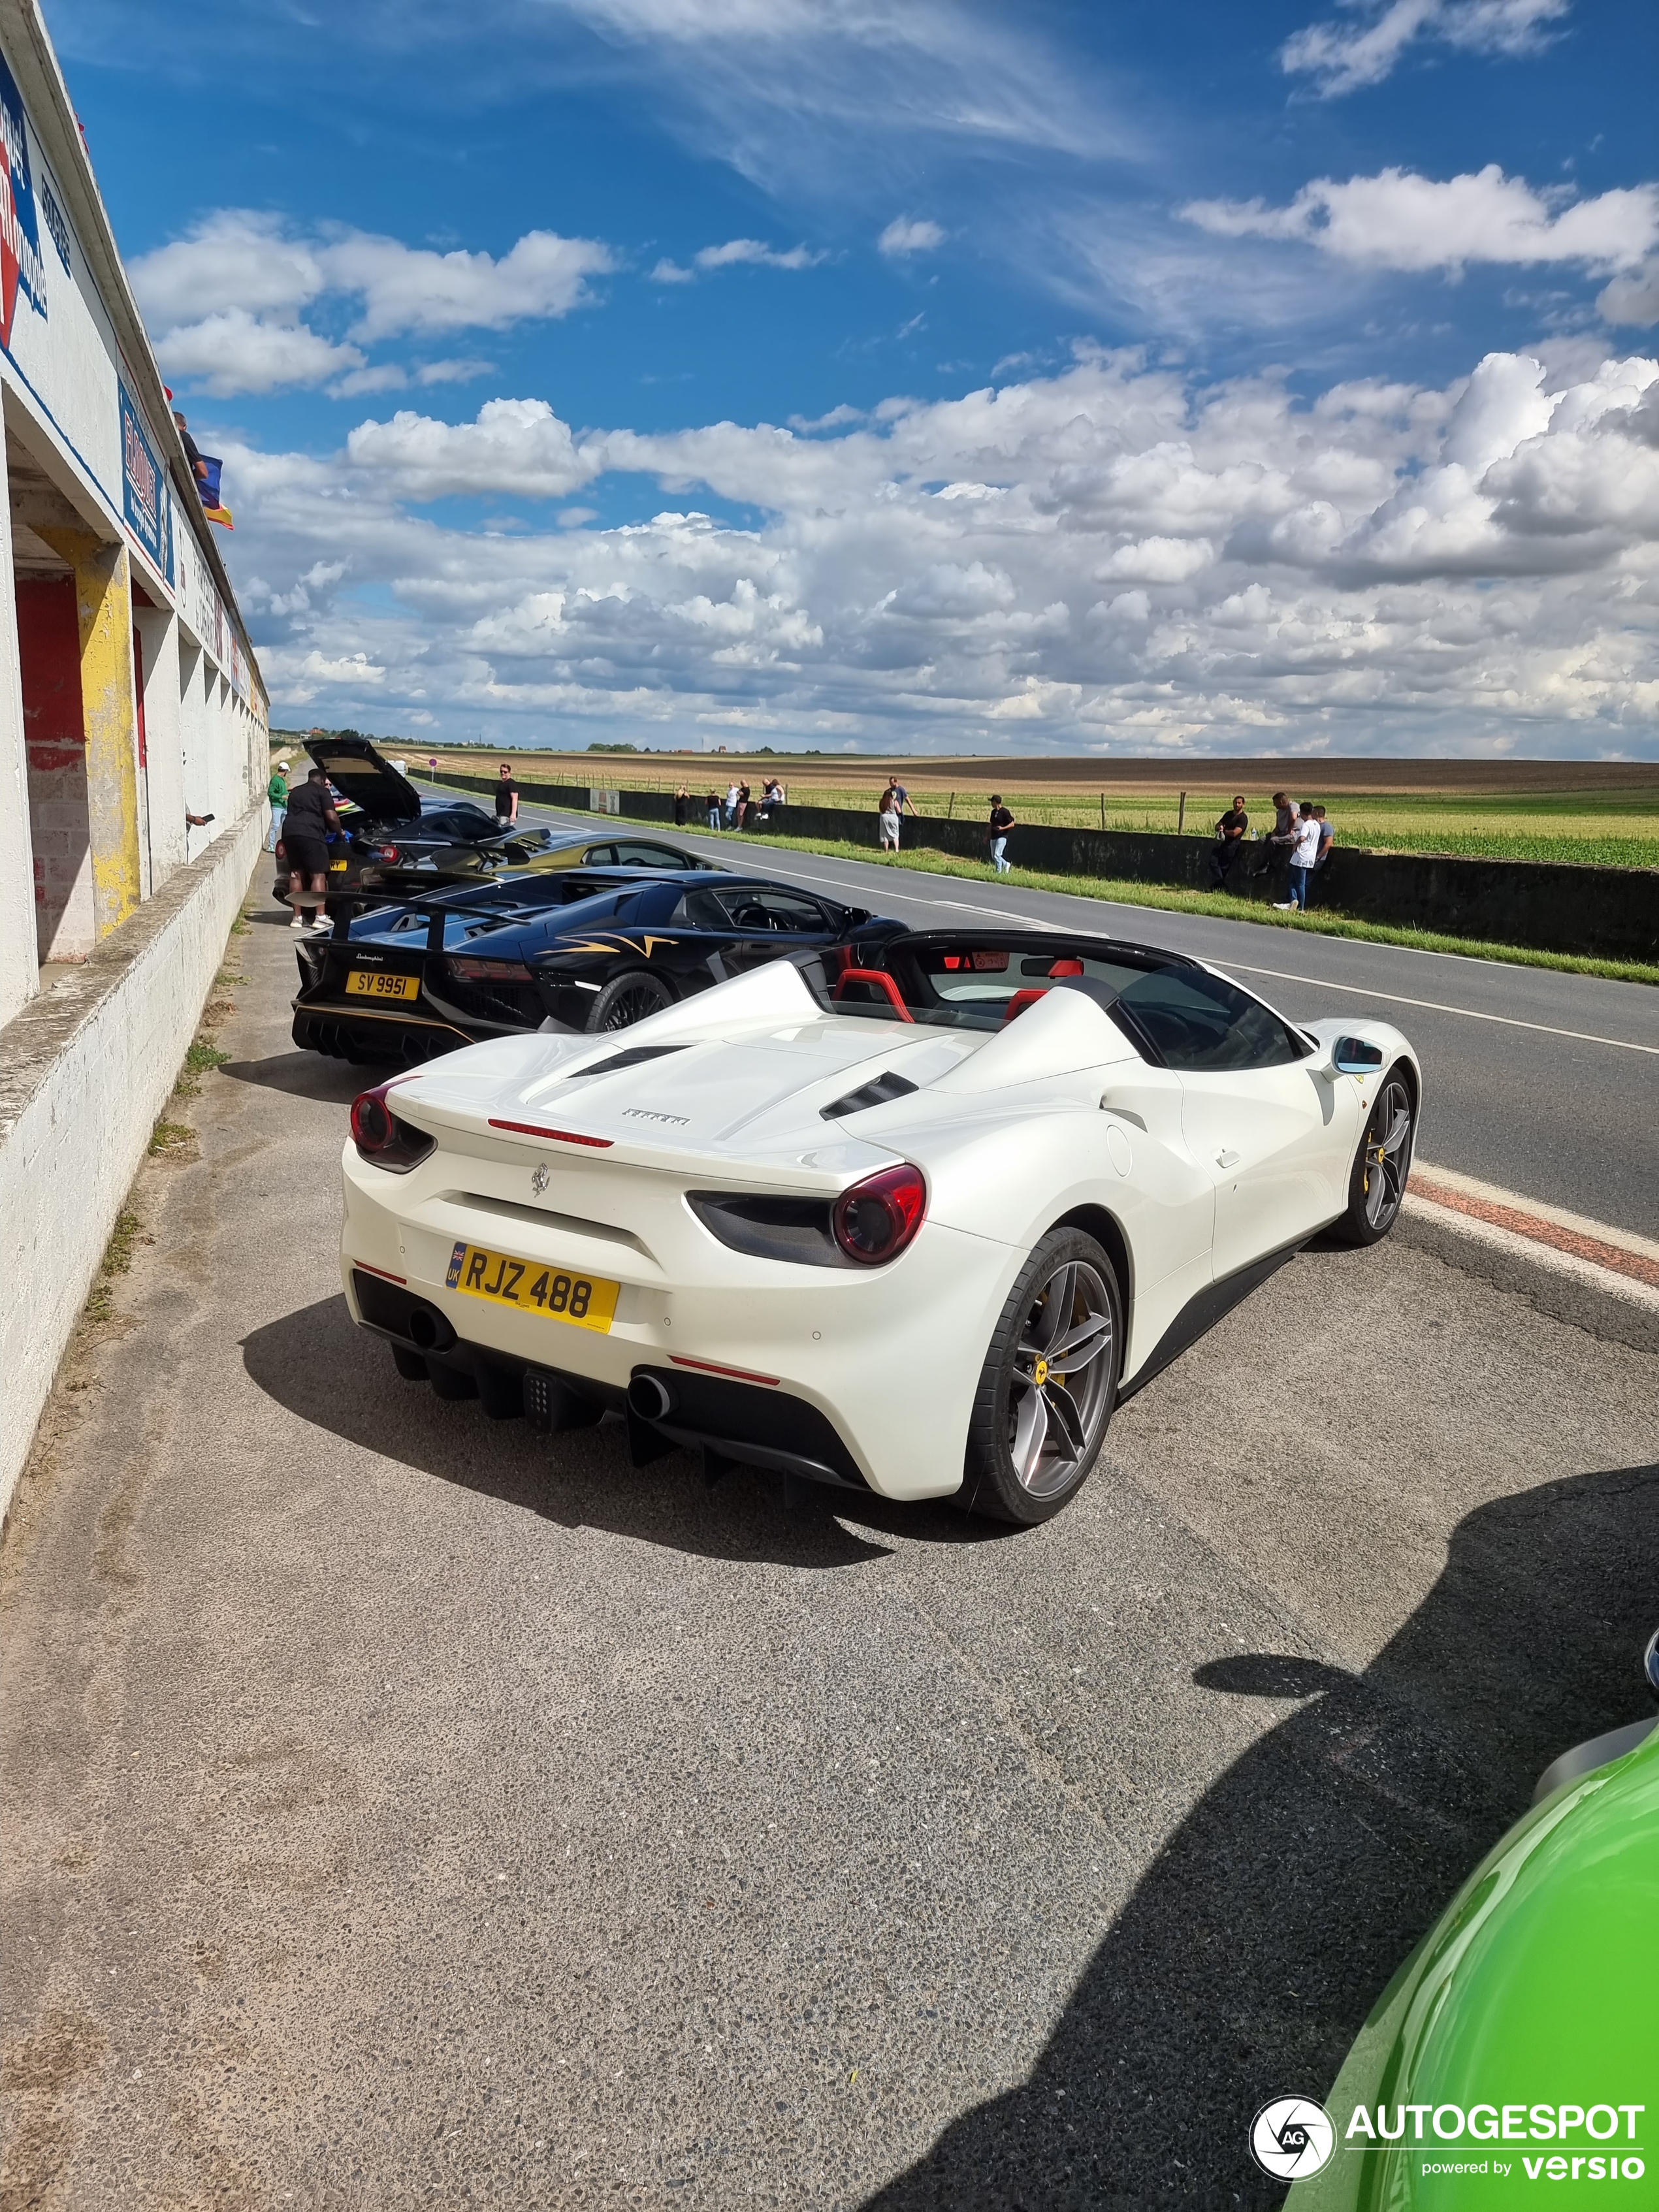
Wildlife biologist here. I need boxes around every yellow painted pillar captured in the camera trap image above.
[37,528,142,937]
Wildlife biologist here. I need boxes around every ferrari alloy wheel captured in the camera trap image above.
[588,970,675,1032]
[1338,1068,1415,1245]
[959,1228,1123,1525]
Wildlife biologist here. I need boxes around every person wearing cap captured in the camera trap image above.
[266,758,291,852]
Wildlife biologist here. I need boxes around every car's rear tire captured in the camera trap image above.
[956,1228,1123,1526]
[588,970,675,1032]
[1335,1066,1415,1245]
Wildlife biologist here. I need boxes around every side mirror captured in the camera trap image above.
[843,907,871,927]
[1332,1036,1385,1075]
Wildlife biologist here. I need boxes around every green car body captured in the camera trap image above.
[1289,1718,1658,2207]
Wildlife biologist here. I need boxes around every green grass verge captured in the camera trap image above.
[711,828,1659,985]
[172,1040,231,1098]
[85,1208,148,1321]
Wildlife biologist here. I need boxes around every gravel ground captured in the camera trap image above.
[3,894,1655,2211]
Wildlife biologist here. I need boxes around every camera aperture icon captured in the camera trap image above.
[1250,2096,1336,2180]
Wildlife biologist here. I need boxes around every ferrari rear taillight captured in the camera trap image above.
[349,1082,436,1173]
[376,844,401,862]
[831,1163,926,1265]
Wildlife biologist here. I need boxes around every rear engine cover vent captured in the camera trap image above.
[821,1070,919,1119]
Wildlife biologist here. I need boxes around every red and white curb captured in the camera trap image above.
[1402,1162,1659,1345]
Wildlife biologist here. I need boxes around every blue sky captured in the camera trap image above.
[46,0,1659,755]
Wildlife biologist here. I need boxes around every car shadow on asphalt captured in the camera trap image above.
[242,1295,1002,1569]
[860,1460,1659,2211]
[219,1052,370,1103]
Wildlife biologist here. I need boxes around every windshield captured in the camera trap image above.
[833,938,1167,1033]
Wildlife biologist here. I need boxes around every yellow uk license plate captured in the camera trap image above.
[346,969,418,1001]
[329,859,349,873]
[445,1242,619,1334]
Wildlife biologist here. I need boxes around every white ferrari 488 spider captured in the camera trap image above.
[339,930,1419,1523]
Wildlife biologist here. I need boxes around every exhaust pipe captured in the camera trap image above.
[406,1303,456,1353]
[626,1371,677,1422]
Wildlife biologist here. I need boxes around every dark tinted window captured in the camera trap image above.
[678,888,739,929]
[1116,969,1303,1071]
[725,888,828,933]
[612,840,687,867]
[447,805,500,842]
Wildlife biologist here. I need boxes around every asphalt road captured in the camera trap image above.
[516,801,1659,1239]
[3,895,1656,2209]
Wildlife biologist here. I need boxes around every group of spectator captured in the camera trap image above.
[679,777,787,831]
[1208,790,1334,910]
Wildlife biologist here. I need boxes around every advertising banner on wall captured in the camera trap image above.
[0,48,48,348]
[120,381,172,583]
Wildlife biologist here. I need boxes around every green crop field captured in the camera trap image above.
[270,734,1659,869]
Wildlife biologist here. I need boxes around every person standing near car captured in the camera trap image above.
[283,767,341,933]
[673,785,690,827]
[705,787,722,831]
[266,759,290,853]
[987,793,1014,874]
[494,763,520,827]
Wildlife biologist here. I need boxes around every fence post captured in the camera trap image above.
[1177,790,1187,835]
[946,791,955,820]
[1099,793,1105,831]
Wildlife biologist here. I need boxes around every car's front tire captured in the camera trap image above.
[1335,1066,1415,1245]
[957,1228,1123,1526]
[587,970,675,1032]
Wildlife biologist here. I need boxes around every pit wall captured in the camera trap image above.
[0,797,263,1525]
[428,773,1657,964]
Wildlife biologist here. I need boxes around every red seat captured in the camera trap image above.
[1001,987,1048,1024]
[831,969,914,1019]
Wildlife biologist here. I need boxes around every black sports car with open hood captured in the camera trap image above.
[273,734,715,910]
[291,869,902,1064]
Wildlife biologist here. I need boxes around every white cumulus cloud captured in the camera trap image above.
[1183,167,1659,276]
[225,347,1659,754]
[130,211,613,397]
[157,308,364,398]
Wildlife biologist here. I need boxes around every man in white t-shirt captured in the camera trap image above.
[1276,803,1322,911]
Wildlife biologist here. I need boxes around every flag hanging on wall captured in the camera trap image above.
[197,453,233,528]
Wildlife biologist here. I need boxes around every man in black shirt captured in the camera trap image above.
[1208,793,1249,889]
[283,769,341,932]
[987,794,1014,874]
[494,763,520,825]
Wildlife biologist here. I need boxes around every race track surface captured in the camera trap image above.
[1,888,1654,2210]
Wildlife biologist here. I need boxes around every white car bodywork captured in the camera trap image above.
[340,950,1418,1503]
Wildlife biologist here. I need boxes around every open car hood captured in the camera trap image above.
[305,733,423,824]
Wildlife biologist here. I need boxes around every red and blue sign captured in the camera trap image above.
[120,382,172,582]
[0,50,47,350]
